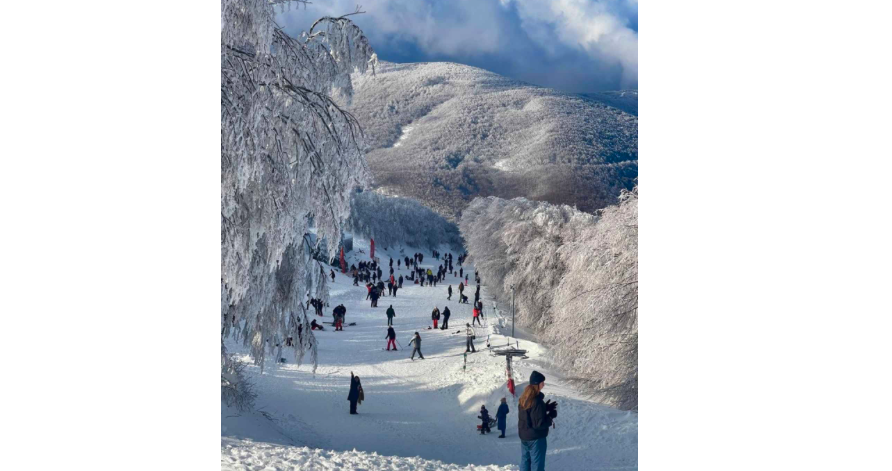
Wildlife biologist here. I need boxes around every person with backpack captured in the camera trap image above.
[518,371,556,471]
[408,332,424,360]
[431,307,440,329]
[348,372,364,415]
[385,326,397,351]
[386,305,396,326]
[496,397,510,438]
[478,405,491,435]
[465,323,476,353]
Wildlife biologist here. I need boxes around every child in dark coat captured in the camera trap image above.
[478,405,491,434]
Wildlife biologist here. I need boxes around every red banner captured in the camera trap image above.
[339,247,346,273]
[370,238,375,259]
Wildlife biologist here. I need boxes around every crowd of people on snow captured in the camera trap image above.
[297,247,561,470]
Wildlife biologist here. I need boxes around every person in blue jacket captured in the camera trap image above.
[496,397,510,438]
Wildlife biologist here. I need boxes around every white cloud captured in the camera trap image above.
[277,0,637,90]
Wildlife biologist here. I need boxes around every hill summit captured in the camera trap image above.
[346,61,638,219]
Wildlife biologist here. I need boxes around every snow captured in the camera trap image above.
[392,125,415,148]
[223,238,638,470]
[344,61,638,219]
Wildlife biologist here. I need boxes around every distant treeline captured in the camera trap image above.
[347,190,464,251]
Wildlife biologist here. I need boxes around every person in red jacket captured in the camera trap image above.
[472,306,482,326]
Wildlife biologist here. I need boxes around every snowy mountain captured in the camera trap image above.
[346,61,638,220]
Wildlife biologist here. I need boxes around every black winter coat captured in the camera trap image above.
[518,392,552,441]
[348,376,362,401]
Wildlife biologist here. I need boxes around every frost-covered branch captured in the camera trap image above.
[221,0,376,374]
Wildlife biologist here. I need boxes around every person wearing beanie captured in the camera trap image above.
[518,370,556,471]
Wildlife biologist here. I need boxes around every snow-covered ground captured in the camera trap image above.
[222,238,638,470]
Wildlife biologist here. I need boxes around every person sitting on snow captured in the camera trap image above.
[310,319,324,330]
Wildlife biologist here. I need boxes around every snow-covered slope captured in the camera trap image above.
[346,62,638,219]
[222,239,638,470]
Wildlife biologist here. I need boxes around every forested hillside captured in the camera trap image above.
[460,188,638,410]
[345,61,638,220]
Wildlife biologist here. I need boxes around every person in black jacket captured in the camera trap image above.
[518,371,556,471]
[348,372,363,414]
[478,405,491,435]
[440,306,451,329]
[385,326,397,351]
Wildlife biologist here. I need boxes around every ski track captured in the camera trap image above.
[223,238,638,470]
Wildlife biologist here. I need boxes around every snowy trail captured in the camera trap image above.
[223,239,637,470]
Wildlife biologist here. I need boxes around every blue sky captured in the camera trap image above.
[277,0,638,93]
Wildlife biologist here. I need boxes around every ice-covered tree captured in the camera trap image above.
[459,188,638,410]
[221,0,377,387]
[346,190,464,251]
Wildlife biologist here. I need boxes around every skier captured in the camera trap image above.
[518,371,556,471]
[458,281,464,299]
[408,332,424,360]
[465,323,476,353]
[330,269,336,282]
[460,267,463,279]
[441,306,451,330]
[431,307,440,329]
[366,283,372,300]
[388,281,394,296]
[392,284,399,297]
[479,405,491,435]
[472,305,482,326]
[348,372,364,415]
[386,305,396,326]
[496,398,510,438]
[398,275,404,288]
[447,284,452,300]
[385,326,397,351]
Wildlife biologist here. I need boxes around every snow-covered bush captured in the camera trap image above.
[346,190,463,250]
[221,0,376,373]
[459,188,638,410]
[221,353,257,412]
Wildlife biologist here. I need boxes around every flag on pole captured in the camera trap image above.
[370,238,375,259]
[340,247,346,273]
